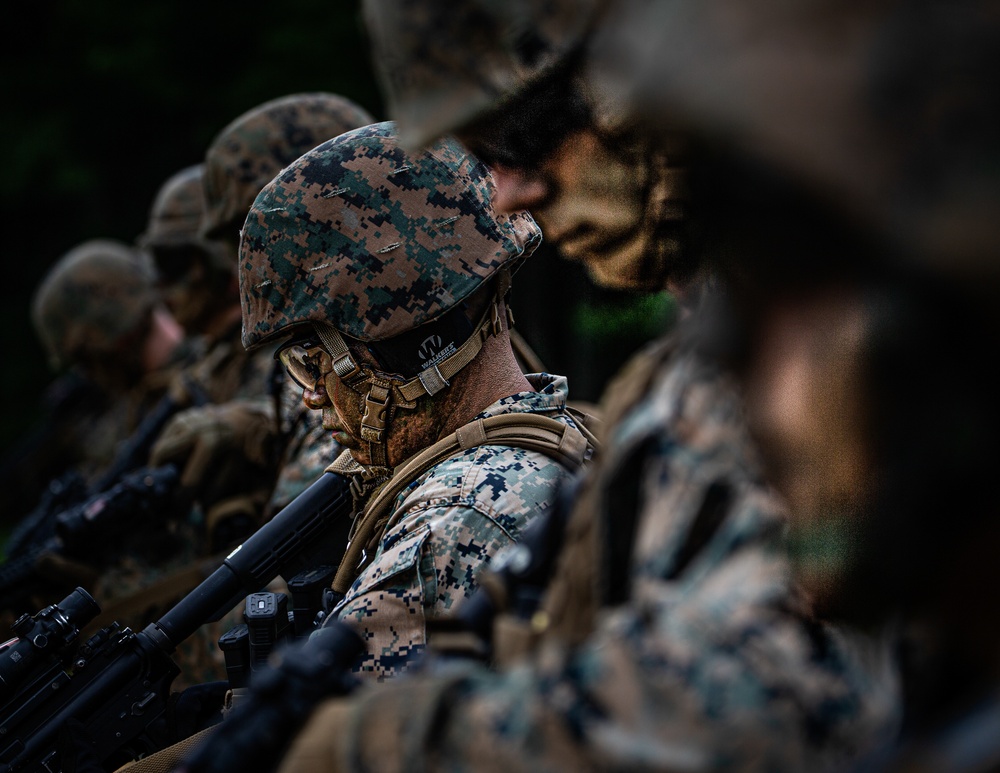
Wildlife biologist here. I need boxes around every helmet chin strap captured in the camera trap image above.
[314,269,512,479]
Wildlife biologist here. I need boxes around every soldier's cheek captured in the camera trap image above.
[326,381,364,448]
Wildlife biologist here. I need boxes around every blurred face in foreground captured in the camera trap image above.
[458,77,687,294]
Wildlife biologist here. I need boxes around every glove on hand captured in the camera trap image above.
[150,400,278,508]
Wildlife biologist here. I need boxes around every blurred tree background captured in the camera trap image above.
[0,0,674,529]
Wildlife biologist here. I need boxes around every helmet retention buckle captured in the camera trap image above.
[361,382,392,443]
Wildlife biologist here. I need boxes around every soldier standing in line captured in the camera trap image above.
[137,164,237,349]
[605,1,1000,769]
[3,240,165,523]
[98,95,373,691]
[150,93,376,523]
[31,238,192,481]
[19,238,231,689]
[93,163,278,689]
[238,121,593,680]
[140,160,279,552]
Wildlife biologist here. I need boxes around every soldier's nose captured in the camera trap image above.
[490,164,549,213]
[302,386,329,410]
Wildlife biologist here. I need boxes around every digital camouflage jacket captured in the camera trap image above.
[327,373,581,681]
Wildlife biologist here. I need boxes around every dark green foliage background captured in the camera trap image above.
[0,0,673,495]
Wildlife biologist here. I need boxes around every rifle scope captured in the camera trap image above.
[0,588,99,699]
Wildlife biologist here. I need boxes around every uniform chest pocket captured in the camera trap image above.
[339,526,434,606]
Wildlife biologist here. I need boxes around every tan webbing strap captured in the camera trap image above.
[315,324,358,380]
[564,404,602,451]
[326,448,365,476]
[455,418,488,449]
[397,269,513,402]
[113,724,218,773]
[396,313,492,402]
[331,413,592,596]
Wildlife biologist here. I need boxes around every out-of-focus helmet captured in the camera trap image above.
[32,239,159,370]
[138,164,229,273]
[362,0,610,149]
[202,92,376,244]
[240,121,541,468]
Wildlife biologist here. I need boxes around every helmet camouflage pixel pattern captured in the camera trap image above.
[32,239,160,369]
[239,121,542,350]
[362,0,608,149]
[202,92,376,243]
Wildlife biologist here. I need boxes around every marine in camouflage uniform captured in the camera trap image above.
[141,161,276,547]
[601,2,1000,770]
[266,2,901,771]
[331,372,578,680]
[30,238,195,482]
[138,96,375,687]
[22,239,222,687]
[239,122,590,680]
[126,164,275,688]
[164,93,378,518]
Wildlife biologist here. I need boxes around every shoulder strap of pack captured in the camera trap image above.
[331,413,595,596]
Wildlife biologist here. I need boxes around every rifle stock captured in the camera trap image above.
[0,470,352,772]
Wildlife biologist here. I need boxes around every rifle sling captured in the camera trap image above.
[112,724,218,773]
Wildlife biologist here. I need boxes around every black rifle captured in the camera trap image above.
[2,379,208,565]
[0,470,353,773]
[0,465,181,616]
[216,565,338,691]
[0,379,211,616]
[178,480,582,773]
[177,621,364,773]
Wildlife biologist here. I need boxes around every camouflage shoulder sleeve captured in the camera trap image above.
[331,443,574,682]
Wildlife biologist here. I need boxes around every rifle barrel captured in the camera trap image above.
[149,471,351,648]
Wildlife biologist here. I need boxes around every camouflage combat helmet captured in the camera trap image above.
[32,239,159,370]
[363,0,610,149]
[138,164,230,272]
[240,121,541,468]
[585,0,1000,281]
[202,92,375,244]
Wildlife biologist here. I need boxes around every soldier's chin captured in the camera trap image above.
[574,233,669,292]
[334,431,359,450]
